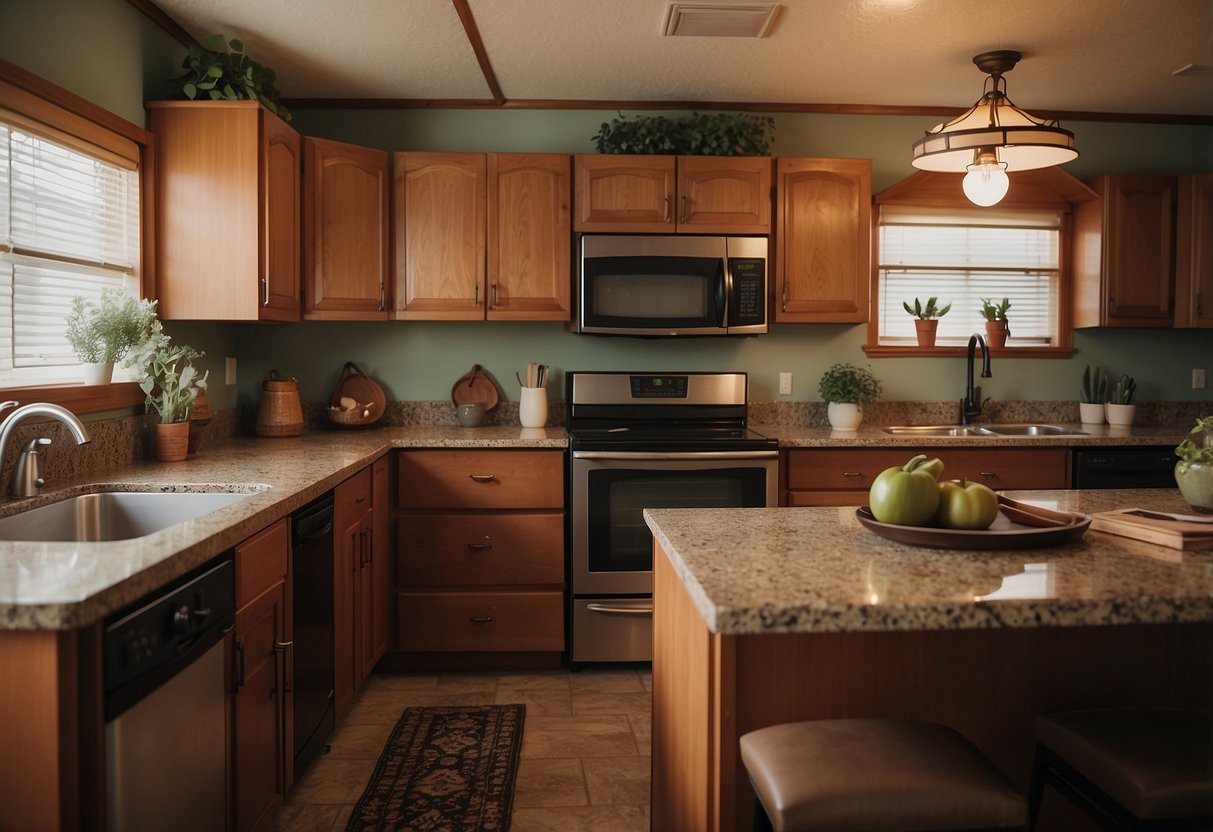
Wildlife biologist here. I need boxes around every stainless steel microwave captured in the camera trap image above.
[575,234,768,336]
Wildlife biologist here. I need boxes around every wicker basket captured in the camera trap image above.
[256,371,304,437]
[327,362,386,428]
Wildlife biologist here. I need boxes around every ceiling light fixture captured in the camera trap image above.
[911,50,1078,207]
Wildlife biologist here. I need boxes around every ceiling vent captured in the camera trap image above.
[663,3,782,38]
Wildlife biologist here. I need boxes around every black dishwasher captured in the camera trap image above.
[1072,446,1177,488]
[292,491,335,778]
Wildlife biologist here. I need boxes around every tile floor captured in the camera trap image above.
[275,664,653,831]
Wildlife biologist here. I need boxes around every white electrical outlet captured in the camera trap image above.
[225,357,237,386]
[779,372,792,396]
[1194,368,1207,389]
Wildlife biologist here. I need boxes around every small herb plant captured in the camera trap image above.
[902,297,951,320]
[124,318,208,424]
[817,363,882,405]
[64,289,157,364]
[980,297,1011,323]
[167,34,291,123]
[1080,365,1109,404]
[592,112,774,156]
[1175,416,1213,465]
[1110,374,1136,405]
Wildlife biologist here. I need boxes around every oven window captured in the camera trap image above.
[586,467,767,574]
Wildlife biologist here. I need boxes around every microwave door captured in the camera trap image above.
[580,255,728,335]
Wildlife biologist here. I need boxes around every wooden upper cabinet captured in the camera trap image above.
[1176,174,1213,328]
[1073,174,1176,327]
[775,157,872,323]
[148,101,300,321]
[303,137,390,320]
[574,155,771,233]
[488,153,571,320]
[394,151,571,321]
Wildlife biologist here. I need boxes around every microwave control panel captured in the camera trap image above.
[729,258,766,327]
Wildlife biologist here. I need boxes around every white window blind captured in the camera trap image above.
[876,205,1061,347]
[0,117,140,386]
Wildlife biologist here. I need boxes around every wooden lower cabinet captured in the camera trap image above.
[394,449,566,664]
[784,447,1070,506]
[232,518,291,832]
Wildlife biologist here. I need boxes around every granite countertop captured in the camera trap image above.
[761,422,1190,447]
[646,488,1213,636]
[0,425,566,631]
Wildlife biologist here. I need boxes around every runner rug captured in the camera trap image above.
[346,704,525,831]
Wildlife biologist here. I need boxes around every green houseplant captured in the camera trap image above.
[1106,374,1137,427]
[1079,365,1109,423]
[902,297,951,347]
[1174,416,1213,512]
[817,363,882,430]
[592,111,774,156]
[125,318,209,461]
[980,297,1011,348]
[167,34,291,123]
[64,289,158,384]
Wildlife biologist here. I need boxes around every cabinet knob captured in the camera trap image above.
[468,473,496,483]
[680,194,687,225]
[663,194,671,224]
[842,471,864,478]
[467,540,493,552]
[978,471,998,479]
[469,617,493,624]
[260,277,269,307]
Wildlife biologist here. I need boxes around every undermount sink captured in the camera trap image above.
[883,424,1089,438]
[0,490,256,542]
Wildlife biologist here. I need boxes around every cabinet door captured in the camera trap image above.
[333,511,360,723]
[260,111,302,321]
[233,581,287,832]
[487,153,572,320]
[304,138,390,320]
[775,158,871,323]
[370,456,393,665]
[678,156,771,233]
[394,152,486,320]
[1176,174,1213,328]
[573,155,675,231]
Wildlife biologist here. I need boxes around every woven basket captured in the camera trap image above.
[328,362,386,428]
[256,370,304,437]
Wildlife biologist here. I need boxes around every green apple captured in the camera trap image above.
[869,453,944,526]
[935,477,999,530]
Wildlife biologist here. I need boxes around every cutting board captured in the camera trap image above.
[1090,509,1213,550]
[450,364,500,411]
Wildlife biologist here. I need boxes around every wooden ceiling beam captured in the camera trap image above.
[451,0,505,106]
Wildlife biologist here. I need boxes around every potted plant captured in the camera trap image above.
[1079,365,1109,424]
[1174,416,1213,512]
[592,111,774,155]
[817,363,882,431]
[902,297,951,347]
[1105,374,1136,426]
[979,297,1011,348]
[166,34,291,123]
[64,289,157,385]
[125,318,209,462]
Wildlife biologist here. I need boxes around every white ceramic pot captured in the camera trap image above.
[1105,403,1136,426]
[81,362,114,385]
[827,402,863,431]
[1078,402,1105,424]
[519,387,548,428]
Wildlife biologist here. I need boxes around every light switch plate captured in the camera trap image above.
[779,372,792,396]
[1194,368,1207,389]
[225,357,237,386]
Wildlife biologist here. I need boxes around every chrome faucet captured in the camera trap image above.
[0,402,92,499]
[960,333,992,425]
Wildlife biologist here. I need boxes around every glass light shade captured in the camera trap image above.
[962,156,1010,206]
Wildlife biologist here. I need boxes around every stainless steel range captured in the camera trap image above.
[565,371,778,663]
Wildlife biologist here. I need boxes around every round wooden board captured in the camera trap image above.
[450,364,500,411]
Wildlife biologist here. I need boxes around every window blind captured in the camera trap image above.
[876,205,1061,347]
[0,119,141,386]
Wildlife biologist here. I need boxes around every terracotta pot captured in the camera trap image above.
[154,421,190,462]
[985,320,1009,348]
[913,319,939,348]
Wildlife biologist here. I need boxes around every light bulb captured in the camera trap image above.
[963,152,1010,207]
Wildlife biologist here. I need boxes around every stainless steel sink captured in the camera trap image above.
[0,490,254,542]
[883,424,1088,438]
[984,424,1088,436]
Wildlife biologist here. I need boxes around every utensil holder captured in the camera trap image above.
[519,387,548,428]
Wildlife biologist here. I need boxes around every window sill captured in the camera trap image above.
[863,345,1074,359]
[0,381,144,414]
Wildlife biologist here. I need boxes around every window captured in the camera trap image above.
[873,204,1063,349]
[0,111,141,388]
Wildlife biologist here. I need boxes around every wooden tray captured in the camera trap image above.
[450,364,500,411]
[856,506,1091,549]
[328,362,386,427]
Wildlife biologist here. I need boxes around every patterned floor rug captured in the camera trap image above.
[346,704,525,831]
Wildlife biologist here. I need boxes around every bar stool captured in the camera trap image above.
[1028,707,1213,831]
[739,718,1026,831]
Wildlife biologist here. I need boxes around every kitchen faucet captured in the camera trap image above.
[960,333,992,425]
[0,402,92,499]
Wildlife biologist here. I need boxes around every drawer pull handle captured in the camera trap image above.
[355,495,367,504]
[468,474,496,483]
[978,471,998,479]
[467,541,493,552]
[842,471,864,478]
[469,616,493,624]
[586,603,654,617]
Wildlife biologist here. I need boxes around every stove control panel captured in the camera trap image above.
[630,375,688,399]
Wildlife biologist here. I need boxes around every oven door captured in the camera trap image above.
[570,450,778,595]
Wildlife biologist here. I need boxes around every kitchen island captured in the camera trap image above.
[645,490,1213,831]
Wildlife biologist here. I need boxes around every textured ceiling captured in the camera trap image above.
[146,0,1213,117]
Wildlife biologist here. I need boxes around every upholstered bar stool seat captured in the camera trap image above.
[1029,707,1213,831]
[739,718,1026,831]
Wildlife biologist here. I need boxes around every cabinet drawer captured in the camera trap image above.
[235,518,289,607]
[397,591,563,652]
[398,512,564,587]
[787,448,1070,494]
[335,467,372,522]
[397,450,563,509]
